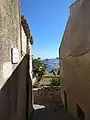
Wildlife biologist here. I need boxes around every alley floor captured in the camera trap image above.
[30,104,78,120]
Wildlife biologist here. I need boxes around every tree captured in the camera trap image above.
[32,58,47,81]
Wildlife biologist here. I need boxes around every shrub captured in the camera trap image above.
[33,81,40,88]
[32,58,47,81]
[51,77,60,86]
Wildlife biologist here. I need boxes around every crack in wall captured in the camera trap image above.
[60,48,90,60]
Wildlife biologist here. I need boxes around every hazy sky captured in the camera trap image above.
[20,0,75,59]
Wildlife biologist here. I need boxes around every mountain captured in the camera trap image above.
[42,58,59,71]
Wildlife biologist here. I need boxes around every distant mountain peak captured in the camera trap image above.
[42,58,59,71]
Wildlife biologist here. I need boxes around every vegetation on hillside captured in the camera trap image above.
[50,77,60,86]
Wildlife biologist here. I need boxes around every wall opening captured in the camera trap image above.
[77,104,85,120]
[64,90,67,111]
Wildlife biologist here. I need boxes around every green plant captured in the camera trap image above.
[51,77,60,86]
[32,58,47,81]
[33,81,40,88]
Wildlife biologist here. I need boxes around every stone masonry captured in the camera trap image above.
[0,1,33,120]
[33,86,62,105]
[0,0,21,88]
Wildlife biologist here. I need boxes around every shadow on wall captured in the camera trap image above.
[0,55,33,120]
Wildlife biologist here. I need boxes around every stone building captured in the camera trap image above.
[21,15,33,79]
[0,0,33,120]
[0,0,21,88]
[60,0,90,120]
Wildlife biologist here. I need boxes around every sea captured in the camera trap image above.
[46,65,54,71]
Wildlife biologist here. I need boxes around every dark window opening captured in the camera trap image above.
[77,104,85,120]
[64,90,67,111]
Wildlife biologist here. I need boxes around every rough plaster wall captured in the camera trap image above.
[60,53,90,120]
[60,0,90,59]
[0,0,21,87]
[21,25,32,79]
[70,0,85,15]
[70,0,80,16]
[29,43,32,79]
[0,55,33,120]
[21,26,27,55]
[21,26,32,79]
[60,0,90,120]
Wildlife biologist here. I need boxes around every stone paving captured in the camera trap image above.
[30,104,78,120]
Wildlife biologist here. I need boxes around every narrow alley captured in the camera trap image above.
[29,104,77,120]
[1,0,90,120]
[30,86,78,120]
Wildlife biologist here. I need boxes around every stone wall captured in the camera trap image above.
[0,55,33,120]
[21,22,32,80]
[33,86,62,105]
[0,0,21,88]
[0,1,33,120]
[60,0,90,120]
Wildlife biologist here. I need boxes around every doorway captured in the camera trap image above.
[64,90,67,111]
[77,104,85,120]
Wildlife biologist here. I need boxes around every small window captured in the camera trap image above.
[77,104,85,120]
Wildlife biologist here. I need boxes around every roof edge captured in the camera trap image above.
[21,15,33,45]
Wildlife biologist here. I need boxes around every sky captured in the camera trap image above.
[20,0,75,59]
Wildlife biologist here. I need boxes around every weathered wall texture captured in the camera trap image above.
[21,25,27,55]
[33,86,62,105]
[0,55,33,120]
[0,0,21,88]
[0,1,33,119]
[21,24,32,79]
[60,0,90,120]
[29,42,32,79]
